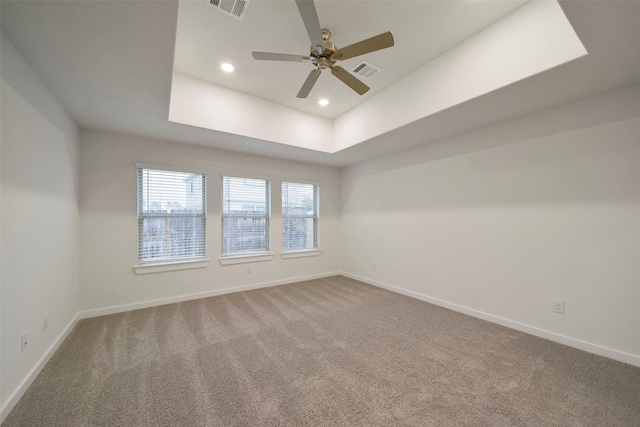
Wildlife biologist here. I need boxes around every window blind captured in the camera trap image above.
[137,167,206,262]
[282,181,318,251]
[221,176,270,255]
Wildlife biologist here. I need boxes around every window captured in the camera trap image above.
[137,166,206,263]
[282,181,319,251]
[222,175,270,256]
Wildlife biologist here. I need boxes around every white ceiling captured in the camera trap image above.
[174,0,526,119]
[1,1,640,167]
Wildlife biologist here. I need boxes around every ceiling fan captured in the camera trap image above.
[252,0,394,98]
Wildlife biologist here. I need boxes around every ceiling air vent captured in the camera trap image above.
[351,61,380,80]
[206,0,250,21]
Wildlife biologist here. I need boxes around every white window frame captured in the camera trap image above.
[220,173,273,265]
[134,163,209,274]
[281,180,320,256]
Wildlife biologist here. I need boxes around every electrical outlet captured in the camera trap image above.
[553,300,565,314]
[246,265,251,274]
[43,313,48,330]
[21,332,28,351]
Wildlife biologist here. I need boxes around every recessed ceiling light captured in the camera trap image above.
[318,98,329,106]
[220,63,234,73]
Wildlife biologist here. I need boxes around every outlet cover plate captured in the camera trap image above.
[553,300,565,314]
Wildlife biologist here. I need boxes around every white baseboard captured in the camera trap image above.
[1,314,79,423]
[341,272,640,368]
[79,271,341,319]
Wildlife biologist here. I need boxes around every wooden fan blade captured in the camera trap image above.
[334,31,394,61]
[295,0,324,55]
[330,65,369,95]
[252,52,312,62]
[297,69,321,98]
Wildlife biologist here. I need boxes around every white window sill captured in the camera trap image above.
[281,249,322,259]
[134,258,209,275]
[219,252,273,265]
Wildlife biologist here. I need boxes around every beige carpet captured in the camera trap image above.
[4,276,640,426]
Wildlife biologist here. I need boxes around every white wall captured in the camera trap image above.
[1,32,80,413]
[170,73,332,153]
[79,130,341,315]
[340,86,640,366]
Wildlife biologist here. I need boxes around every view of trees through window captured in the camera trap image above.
[282,182,318,251]
[138,168,206,262]
[222,176,270,255]
[138,170,318,261]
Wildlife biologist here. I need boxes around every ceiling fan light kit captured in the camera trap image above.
[252,0,394,98]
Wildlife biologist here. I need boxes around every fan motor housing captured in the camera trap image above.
[316,56,334,69]
[310,45,337,69]
[310,40,335,55]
